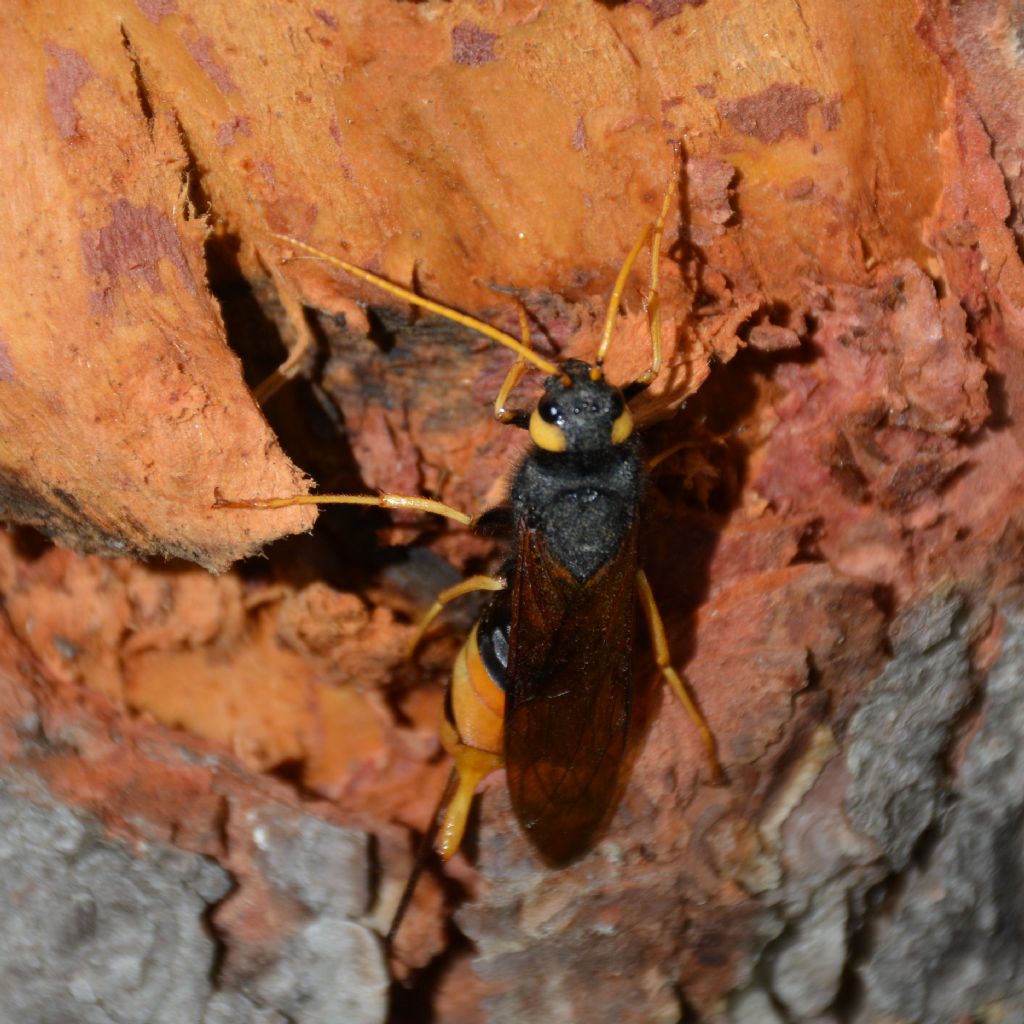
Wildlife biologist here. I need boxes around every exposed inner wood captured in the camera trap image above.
[1,1,1022,1020]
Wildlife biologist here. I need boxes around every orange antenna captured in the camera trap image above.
[268,233,559,376]
[594,158,680,383]
[594,223,654,370]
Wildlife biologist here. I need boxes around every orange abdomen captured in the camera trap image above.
[447,622,505,755]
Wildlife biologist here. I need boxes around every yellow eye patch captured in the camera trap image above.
[611,405,633,444]
[529,408,568,452]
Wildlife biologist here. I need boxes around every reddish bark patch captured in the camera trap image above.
[255,159,276,188]
[181,30,237,94]
[43,44,93,140]
[572,115,587,152]
[719,83,822,144]
[686,157,736,245]
[134,0,178,23]
[754,263,989,594]
[943,1,1024,242]
[451,21,498,66]
[695,82,717,99]
[328,118,355,179]
[0,328,14,383]
[216,115,252,147]
[81,200,197,314]
[748,323,802,352]
[631,0,707,24]
[263,197,319,239]
[821,94,842,130]
[784,176,816,200]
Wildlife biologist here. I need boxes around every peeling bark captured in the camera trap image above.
[2,1,1024,1022]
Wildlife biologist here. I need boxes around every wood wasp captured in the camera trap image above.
[216,162,722,942]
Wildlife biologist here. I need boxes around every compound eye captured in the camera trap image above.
[538,397,561,424]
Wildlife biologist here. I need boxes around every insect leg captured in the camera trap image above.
[407,574,506,657]
[388,714,502,945]
[646,439,700,472]
[386,735,500,946]
[213,489,474,525]
[636,569,723,783]
[386,765,459,949]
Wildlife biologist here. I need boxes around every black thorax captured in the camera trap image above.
[509,439,644,582]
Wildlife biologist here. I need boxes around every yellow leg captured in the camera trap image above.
[437,739,504,860]
[636,569,722,784]
[386,728,503,945]
[407,574,506,657]
[213,488,474,526]
[386,765,458,948]
[646,439,697,472]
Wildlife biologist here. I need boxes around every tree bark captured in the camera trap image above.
[1,1,1023,1021]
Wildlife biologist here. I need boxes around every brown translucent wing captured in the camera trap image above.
[504,521,638,865]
